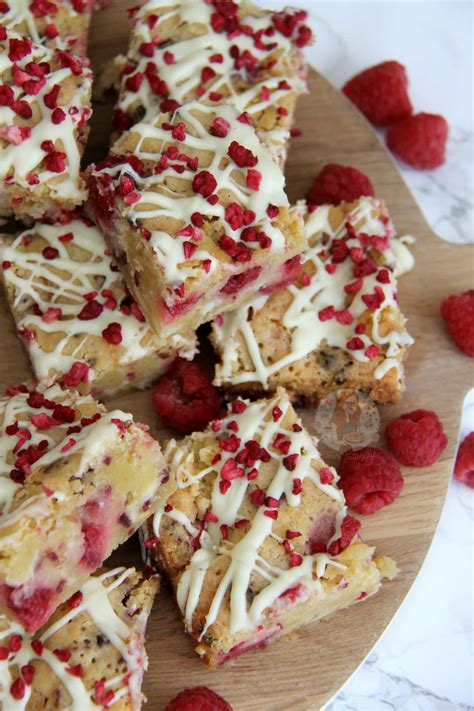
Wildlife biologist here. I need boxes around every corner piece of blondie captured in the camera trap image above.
[0,567,157,709]
[211,197,414,405]
[87,101,305,339]
[0,382,174,633]
[0,213,197,398]
[0,29,92,221]
[116,0,311,163]
[143,388,397,667]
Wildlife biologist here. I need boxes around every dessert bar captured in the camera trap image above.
[143,389,397,667]
[0,0,94,55]
[87,101,305,339]
[116,0,311,164]
[0,566,157,709]
[212,197,414,405]
[0,29,92,221]
[0,382,174,632]
[0,213,197,398]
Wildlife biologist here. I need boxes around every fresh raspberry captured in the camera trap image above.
[342,60,412,126]
[386,113,448,169]
[440,290,474,357]
[152,359,221,433]
[454,432,474,488]
[385,410,448,467]
[337,447,404,515]
[164,687,233,711]
[306,164,374,206]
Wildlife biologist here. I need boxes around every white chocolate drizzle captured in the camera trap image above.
[0,219,192,383]
[213,197,414,388]
[0,29,91,200]
[0,0,86,51]
[103,100,290,292]
[0,384,130,515]
[154,391,348,637]
[0,567,152,710]
[119,0,307,155]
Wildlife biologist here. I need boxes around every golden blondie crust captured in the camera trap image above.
[0,29,92,221]
[0,0,94,55]
[0,567,157,709]
[115,0,311,163]
[211,198,415,405]
[0,214,197,398]
[143,389,397,667]
[0,382,174,633]
[87,101,305,340]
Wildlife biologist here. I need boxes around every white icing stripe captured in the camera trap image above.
[0,567,150,710]
[213,197,414,388]
[155,391,348,637]
[0,219,181,382]
[0,29,91,199]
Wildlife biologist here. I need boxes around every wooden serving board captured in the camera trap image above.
[1,5,473,709]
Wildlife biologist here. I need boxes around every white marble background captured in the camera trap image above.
[259,1,474,708]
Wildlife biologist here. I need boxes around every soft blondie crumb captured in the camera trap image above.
[0,213,197,398]
[143,388,397,667]
[211,197,414,405]
[0,382,173,632]
[0,567,158,709]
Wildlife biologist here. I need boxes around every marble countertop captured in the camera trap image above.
[260,1,474,708]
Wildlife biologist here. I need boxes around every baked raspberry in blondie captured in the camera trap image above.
[0,213,197,398]
[143,389,397,667]
[0,0,94,55]
[212,197,414,405]
[87,101,305,340]
[0,29,92,221]
[0,566,157,709]
[116,0,311,164]
[0,382,174,633]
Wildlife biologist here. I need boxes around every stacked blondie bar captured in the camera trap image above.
[0,0,414,705]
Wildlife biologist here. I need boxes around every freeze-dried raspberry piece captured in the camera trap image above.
[385,410,448,467]
[454,432,474,488]
[306,164,374,206]
[386,113,448,169]
[328,514,361,555]
[440,290,474,357]
[164,686,233,711]
[153,359,221,433]
[342,61,412,126]
[338,447,404,515]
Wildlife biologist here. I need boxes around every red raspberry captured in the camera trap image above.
[164,687,233,711]
[328,514,361,556]
[440,290,474,357]
[306,164,374,206]
[342,60,412,126]
[454,432,474,488]
[153,359,221,433]
[385,410,448,467]
[338,447,404,515]
[386,113,448,169]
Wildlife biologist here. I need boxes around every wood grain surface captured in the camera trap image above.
[1,5,473,709]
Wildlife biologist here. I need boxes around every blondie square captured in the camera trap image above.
[0,566,157,709]
[87,101,305,339]
[212,197,414,405]
[0,0,94,55]
[0,214,197,398]
[143,389,397,667]
[0,29,92,221]
[115,0,311,164]
[0,382,174,633]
